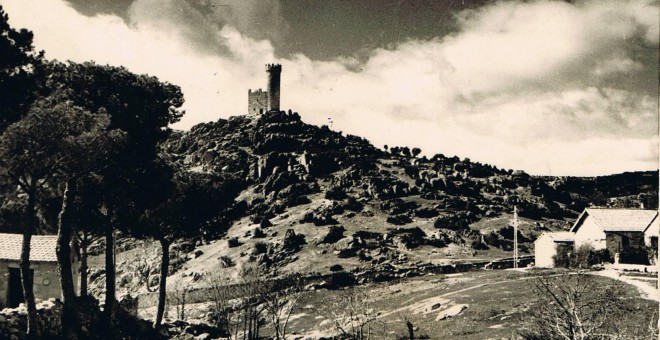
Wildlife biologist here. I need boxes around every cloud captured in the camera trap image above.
[1,0,657,176]
[443,0,657,97]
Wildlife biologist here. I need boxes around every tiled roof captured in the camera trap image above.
[0,233,58,262]
[572,208,658,233]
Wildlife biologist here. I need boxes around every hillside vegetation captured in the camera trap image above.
[149,111,658,281]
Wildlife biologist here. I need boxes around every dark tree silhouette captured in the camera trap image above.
[0,6,43,132]
[0,96,111,337]
[139,168,243,328]
[42,61,184,324]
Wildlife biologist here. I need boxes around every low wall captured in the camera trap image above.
[0,298,63,340]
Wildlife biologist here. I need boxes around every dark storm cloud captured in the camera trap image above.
[5,0,659,175]
[65,0,493,60]
[276,0,493,60]
[65,0,135,18]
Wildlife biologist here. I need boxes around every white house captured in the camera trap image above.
[570,208,657,264]
[534,232,575,268]
[0,233,79,308]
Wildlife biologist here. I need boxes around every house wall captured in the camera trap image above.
[574,216,606,250]
[31,262,63,303]
[644,226,657,247]
[0,260,78,309]
[534,235,557,268]
[606,231,646,263]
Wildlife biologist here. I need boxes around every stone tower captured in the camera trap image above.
[266,63,281,112]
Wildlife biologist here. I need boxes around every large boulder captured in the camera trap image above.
[319,225,346,244]
[282,229,306,251]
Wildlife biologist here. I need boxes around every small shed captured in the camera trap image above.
[570,208,657,264]
[534,232,575,268]
[0,233,79,308]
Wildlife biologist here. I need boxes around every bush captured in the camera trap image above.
[414,207,439,218]
[619,248,649,265]
[343,197,364,212]
[253,227,266,238]
[520,272,655,339]
[326,271,356,290]
[253,241,268,254]
[325,186,347,200]
[553,245,611,268]
[386,214,413,225]
[227,237,241,248]
[219,255,234,268]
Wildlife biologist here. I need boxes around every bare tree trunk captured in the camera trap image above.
[80,230,88,296]
[20,190,39,338]
[154,237,169,328]
[104,219,115,323]
[56,179,78,334]
[406,320,415,340]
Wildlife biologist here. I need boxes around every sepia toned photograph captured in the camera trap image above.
[0,0,658,339]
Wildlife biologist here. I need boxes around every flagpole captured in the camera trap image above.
[514,206,518,269]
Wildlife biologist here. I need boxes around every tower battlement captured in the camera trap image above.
[266,63,282,72]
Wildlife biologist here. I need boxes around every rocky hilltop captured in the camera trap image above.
[157,111,657,278]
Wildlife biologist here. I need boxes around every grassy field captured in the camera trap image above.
[137,268,657,339]
[281,269,656,339]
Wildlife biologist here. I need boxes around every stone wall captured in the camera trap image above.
[247,89,268,116]
[0,298,63,339]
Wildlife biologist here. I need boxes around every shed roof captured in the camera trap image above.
[535,231,575,243]
[0,233,58,262]
[570,208,658,233]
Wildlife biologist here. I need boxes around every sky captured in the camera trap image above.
[1,0,658,176]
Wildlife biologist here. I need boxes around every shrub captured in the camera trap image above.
[227,237,241,248]
[219,255,234,268]
[521,272,655,339]
[253,227,266,238]
[553,245,611,268]
[325,186,347,200]
[326,271,356,289]
[331,287,383,339]
[343,197,364,212]
[414,207,439,218]
[619,248,649,265]
[253,241,268,254]
[387,214,413,225]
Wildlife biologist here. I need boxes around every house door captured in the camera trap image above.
[621,235,629,250]
[7,268,30,308]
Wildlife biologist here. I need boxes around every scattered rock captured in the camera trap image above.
[436,304,469,321]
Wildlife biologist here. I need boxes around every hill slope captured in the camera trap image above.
[159,111,658,280]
